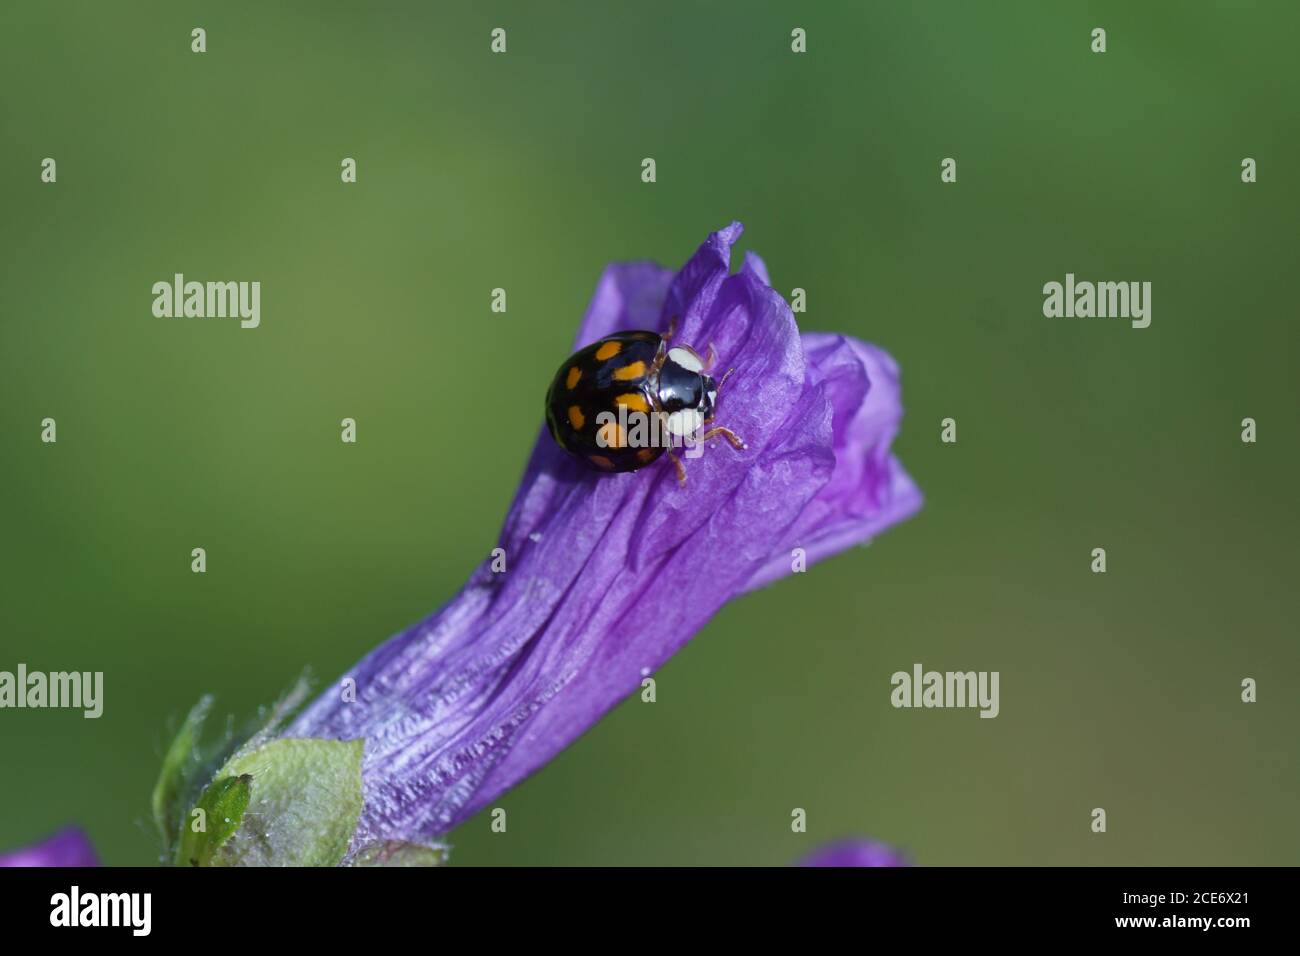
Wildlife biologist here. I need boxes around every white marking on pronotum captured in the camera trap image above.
[664,408,704,437]
[667,346,703,372]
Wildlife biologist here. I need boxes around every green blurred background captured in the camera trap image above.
[2,1,1296,866]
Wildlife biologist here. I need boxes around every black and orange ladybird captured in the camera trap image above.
[544,323,745,484]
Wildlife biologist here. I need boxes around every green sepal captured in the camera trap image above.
[151,695,213,856]
[350,840,449,867]
[176,772,252,866]
[205,737,365,867]
[233,676,312,757]
[151,676,314,862]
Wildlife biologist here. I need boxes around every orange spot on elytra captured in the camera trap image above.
[589,455,615,470]
[635,448,656,464]
[595,340,622,361]
[612,361,647,381]
[567,405,585,430]
[597,421,626,449]
[565,366,581,389]
[614,392,650,413]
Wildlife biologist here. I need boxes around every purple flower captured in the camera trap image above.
[799,839,909,868]
[0,827,99,867]
[288,222,921,852]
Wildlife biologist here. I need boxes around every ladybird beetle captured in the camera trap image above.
[544,322,745,484]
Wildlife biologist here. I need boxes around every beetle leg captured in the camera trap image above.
[701,426,746,451]
[663,316,678,342]
[667,449,688,486]
[704,342,718,371]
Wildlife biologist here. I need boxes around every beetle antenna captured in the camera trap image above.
[717,367,736,391]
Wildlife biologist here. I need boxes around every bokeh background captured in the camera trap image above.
[2,1,1296,866]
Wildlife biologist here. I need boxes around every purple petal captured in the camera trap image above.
[741,249,771,287]
[572,261,674,350]
[799,839,909,868]
[662,221,745,348]
[0,828,99,867]
[744,332,922,591]
[288,224,920,850]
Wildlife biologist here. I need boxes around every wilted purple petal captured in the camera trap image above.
[799,839,909,868]
[0,827,99,867]
[574,260,674,347]
[288,223,921,851]
[744,332,922,591]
